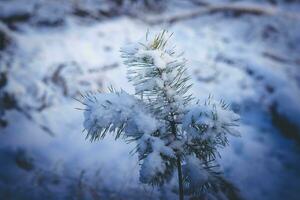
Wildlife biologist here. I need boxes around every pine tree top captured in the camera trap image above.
[79,30,241,199]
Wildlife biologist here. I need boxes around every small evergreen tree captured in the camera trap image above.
[79,31,240,200]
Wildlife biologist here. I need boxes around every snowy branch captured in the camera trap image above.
[80,31,241,199]
[81,91,160,141]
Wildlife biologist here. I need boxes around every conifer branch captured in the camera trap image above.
[79,30,241,200]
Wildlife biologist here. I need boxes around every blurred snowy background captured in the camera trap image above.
[0,0,300,199]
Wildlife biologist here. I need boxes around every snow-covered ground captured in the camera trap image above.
[1,0,300,199]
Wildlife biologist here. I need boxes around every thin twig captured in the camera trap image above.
[141,1,300,25]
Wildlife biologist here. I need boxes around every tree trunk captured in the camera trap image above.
[170,119,184,200]
[177,156,184,200]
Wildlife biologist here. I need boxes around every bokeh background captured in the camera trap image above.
[1,0,300,199]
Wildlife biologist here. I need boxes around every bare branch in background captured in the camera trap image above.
[16,106,55,137]
[142,1,300,24]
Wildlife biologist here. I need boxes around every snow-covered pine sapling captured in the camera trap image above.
[80,31,240,200]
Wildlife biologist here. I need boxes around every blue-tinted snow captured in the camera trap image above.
[0,0,300,199]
